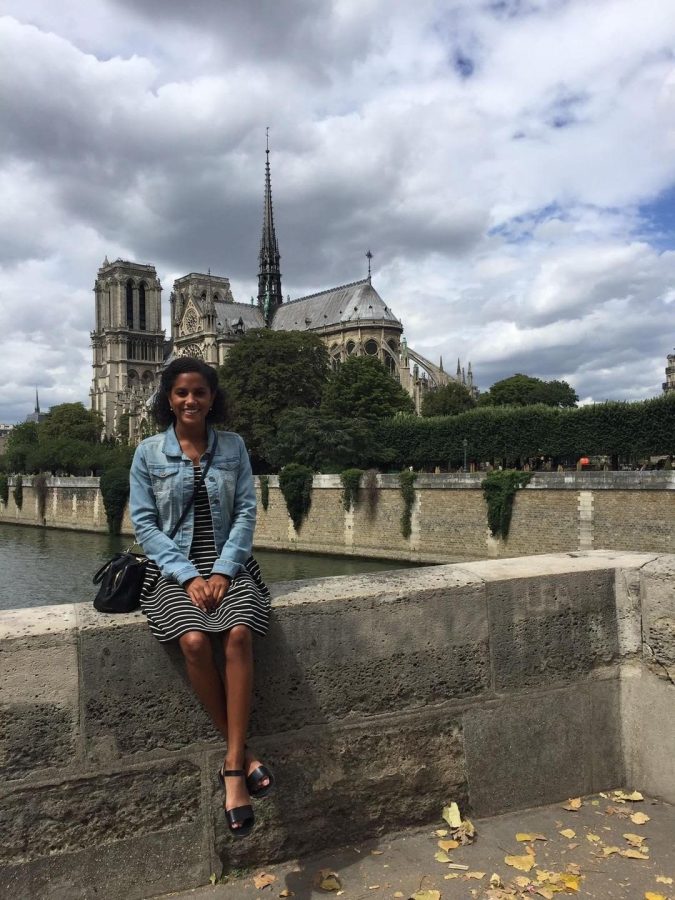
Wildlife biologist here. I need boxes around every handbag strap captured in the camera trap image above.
[168,431,218,540]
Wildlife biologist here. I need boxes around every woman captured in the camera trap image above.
[129,356,273,838]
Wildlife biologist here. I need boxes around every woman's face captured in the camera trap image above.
[168,372,215,432]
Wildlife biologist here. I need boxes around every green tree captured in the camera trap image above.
[219,329,329,466]
[268,409,375,471]
[4,422,39,472]
[40,403,104,443]
[479,374,578,408]
[322,356,415,421]
[421,381,476,417]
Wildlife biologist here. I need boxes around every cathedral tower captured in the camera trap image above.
[257,135,283,325]
[90,258,165,437]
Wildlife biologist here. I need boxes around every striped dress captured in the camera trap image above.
[140,463,271,642]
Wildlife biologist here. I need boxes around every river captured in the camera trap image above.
[0,522,415,611]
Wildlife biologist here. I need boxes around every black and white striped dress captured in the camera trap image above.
[140,463,271,643]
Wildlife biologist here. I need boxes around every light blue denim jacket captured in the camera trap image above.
[129,426,256,585]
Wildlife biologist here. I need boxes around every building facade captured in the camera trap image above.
[664,351,675,394]
[91,149,474,440]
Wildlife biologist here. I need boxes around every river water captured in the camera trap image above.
[0,523,415,611]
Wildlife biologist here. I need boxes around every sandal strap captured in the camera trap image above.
[223,769,245,777]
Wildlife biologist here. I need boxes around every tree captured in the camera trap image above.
[4,422,39,472]
[322,356,415,421]
[40,403,104,443]
[219,329,330,466]
[479,374,578,408]
[421,381,476,417]
[268,409,375,471]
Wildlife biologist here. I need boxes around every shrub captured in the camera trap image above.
[0,473,8,505]
[398,469,417,538]
[481,470,532,540]
[259,474,270,511]
[279,464,313,531]
[33,473,49,521]
[340,468,363,512]
[13,475,23,510]
[100,467,131,535]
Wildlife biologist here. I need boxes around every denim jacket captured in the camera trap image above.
[129,426,256,585]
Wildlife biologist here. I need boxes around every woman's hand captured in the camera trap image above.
[208,574,231,608]
[184,576,213,612]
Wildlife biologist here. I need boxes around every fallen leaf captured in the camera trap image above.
[591,800,600,806]
[279,892,294,898]
[209,874,217,886]
[410,892,440,900]
[631,812,651,825]
[465,872,486,880]
[513,876,531,888]
[435,851,451,863]
[586,834,601,843]
[490,874,504,888]
[623,832,646,847]
[444,873,460,880]
[442,802,462,828]
[560,873,581,891]
[620,849,650,860]
[644,894,667,900]
[505,853,536,872]
[314,870,342,892]
[254,872,277,890]
[438,839,459,852]
[453,819,477,845]
[605,805,631,818]
[371,849,384,856]
[615,790,644,802]
[516,833,547,842]
[601,846,622,857]
[559,829,576,839]
[394,894,404,898]
[656,876,674,884]
[566,864,581,875]
[535,889,554,900]
[567,843,579,850]
[434,829,448,837]
[563,798,582,811]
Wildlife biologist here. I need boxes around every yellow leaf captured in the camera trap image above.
[645,894,667,900]
[442,802,462,828]
[254,873,277,890]
[535,889,555,900]
[505,853,536,872]
[656,876,674,884]
[435,851,451,863]
[279,891,294,898]
[620,849,650,860]
[623,832,646,847]
[615,790,644,802]
[602,846,622,857]
[465,872,486,880]
[490,874,504,888]
[434,828,448,837]
[586,834,601,842]
[410,892,440,900]
[314,870,342,892]
[516,833,547,842]
[444,873,460,880]
[631,812,650,825]
[513,876,531,888]
[563,798,582,811]
[438,839,460,852]
[560,873,581,891]
[591,800,600,806]
[559,829,576,839]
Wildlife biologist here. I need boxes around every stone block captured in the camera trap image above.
[640,555,675,668]
[485,569,619,689]
[77,606,216,757]
[211,710,467,870]
[463,679,622,817]
[252,569,489,734]
[0,605,79,778]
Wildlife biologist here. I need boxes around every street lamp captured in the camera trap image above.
[463,438,468,473]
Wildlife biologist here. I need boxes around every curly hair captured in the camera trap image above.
[151,357,229,429]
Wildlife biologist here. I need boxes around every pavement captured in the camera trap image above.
[149,792,675,900]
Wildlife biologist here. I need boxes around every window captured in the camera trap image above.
[139,282,147,331]
[346,340,356,355]
[364,339,379,356]
[126,280,134,327]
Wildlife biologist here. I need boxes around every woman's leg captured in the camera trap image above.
[178,630,228,740]
[220,625,256,820]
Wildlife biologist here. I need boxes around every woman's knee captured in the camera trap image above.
[179,630,212,663]
[225,624,252,657]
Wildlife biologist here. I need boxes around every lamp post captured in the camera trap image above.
[463,438,468,473]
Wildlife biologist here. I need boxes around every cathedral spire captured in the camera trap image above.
[35,387,40,415]
[257,129,283,326]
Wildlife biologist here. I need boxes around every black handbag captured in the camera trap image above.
[93,435,217,613]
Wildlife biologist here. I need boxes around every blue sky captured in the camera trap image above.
[0,0,674,423]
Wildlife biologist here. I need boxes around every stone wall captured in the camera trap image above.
[1,551,673,899]
[2,472,673,563]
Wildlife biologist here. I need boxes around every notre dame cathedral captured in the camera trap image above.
[90,146,475,441]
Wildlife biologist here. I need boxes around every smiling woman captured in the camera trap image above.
[129,356,274,839]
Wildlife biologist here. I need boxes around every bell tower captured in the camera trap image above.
[90,258,165,438]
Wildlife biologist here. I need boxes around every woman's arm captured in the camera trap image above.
[211,435,257,579]
[129,443,200,585]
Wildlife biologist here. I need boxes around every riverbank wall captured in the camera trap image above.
[1,471,674,561]
[1,551,673,899]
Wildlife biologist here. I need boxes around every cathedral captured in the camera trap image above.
[90,146,475,440]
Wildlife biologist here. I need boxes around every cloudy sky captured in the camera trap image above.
[1,0,674,423]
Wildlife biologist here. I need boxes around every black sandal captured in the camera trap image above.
[247,762,275,800]
[218,768,255,838]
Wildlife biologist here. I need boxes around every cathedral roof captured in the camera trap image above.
[271,279,402,332]
[214,300,264,333]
